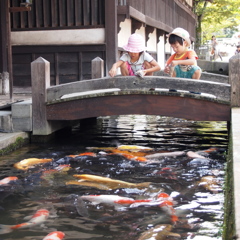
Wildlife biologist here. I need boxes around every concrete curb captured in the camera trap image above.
[0,132,29,150]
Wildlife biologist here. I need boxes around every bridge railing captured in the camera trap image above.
[46,75,231,104]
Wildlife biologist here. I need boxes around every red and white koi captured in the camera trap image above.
[0,209,49,234]
[43,231,65,240]
[80,193,178,223]
[0,176,18,185]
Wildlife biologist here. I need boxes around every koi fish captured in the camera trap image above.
[70,174,151,189]
[117,145,153,151]
[68,152,97,158]
[0,209,49,234]
[14,158,53,170]
[198,176,221,193]
[41,165,71,181]
[110,149,148,157]
[187,151,205,159]
[146,151,185,159]
[43,231,65,240]
[138,224,181,240]
[116,153,147,162]
[66,180,112,190]
[0,176,18,185]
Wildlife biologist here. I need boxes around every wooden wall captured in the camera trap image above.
[10,0,105,30]
[12,45,105,86]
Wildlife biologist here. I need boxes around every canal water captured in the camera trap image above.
[0,115,227,240]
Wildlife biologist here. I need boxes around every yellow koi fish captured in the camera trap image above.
[14,158,53,170]
[67,174,151,190]
[138,224,181,240]
[117,145,153,151]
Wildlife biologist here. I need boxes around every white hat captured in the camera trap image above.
[167,28,191,47]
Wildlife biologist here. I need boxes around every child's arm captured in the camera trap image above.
[171,51,198,67]
[171,58,196,67]
[108,60,124,77]
[142,60,161,75]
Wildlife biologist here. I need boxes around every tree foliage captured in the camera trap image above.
[193,0,240,45]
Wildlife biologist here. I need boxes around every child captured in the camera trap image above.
[108,33,160,77]
[235,45,240,55]
[164,27,201,79]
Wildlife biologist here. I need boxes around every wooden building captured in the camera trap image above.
[0,0,196,89]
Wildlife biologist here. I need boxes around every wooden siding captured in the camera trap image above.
[118,0,196,37]
[10,0,105,30]
[12,45,105,87]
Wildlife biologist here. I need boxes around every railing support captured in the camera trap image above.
[91,57,104,79]
[31,57,51,135]
[229,54,240,107]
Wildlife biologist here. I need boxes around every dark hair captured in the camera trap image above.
[169,34,184,46]
[237,45,240,48]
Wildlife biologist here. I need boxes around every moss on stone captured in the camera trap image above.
[0,137,29,156]
[223,131,235,240]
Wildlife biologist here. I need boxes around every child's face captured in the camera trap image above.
[128,52,140,60]
[170,41,187,55]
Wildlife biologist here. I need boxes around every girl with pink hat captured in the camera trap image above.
[109,33,160,77]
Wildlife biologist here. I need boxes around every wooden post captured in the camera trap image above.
[105,0,118,76]
[91,57,104,79]
[6,0,13,99]
[31,57,51,135]
[229,54,240,107]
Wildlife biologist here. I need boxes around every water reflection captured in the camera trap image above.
[0,115,227,240]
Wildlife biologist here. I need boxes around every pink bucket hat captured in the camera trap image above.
[123,33,146,53]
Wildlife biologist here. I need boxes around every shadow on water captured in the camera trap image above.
[0,115,228,240]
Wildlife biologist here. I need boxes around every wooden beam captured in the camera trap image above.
[105,0,118,75]
[46,94,231,122]
[9,7,31,12]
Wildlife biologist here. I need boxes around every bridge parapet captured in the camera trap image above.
[47,76,231,104]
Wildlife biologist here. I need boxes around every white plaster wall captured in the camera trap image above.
[118,19,132,48]
[147,29,157,52]
[135,27,145,44]
[11,29,105,45]
[157,35,166,69]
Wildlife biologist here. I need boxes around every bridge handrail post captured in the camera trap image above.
[91,57,104,79]
[31,57,51,135]
[229,54,240,107]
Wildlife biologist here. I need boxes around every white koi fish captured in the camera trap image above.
[0,209,49,234]
[146,151,185,159]
[0,176,18,185]
[43,231,65,240]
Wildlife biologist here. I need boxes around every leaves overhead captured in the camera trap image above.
[194,0,240,42]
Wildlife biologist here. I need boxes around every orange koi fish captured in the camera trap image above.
[68,152,96,158]
[110,149,148,157]
[14,158,53,170]
[0,176,18,185]
[0,209,49,234]
[112,152,147,162]
[41,165,71,180]
[70,174,151,189]
[43,231,65,240]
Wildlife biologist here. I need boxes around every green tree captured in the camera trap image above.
[194,0,240,47]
